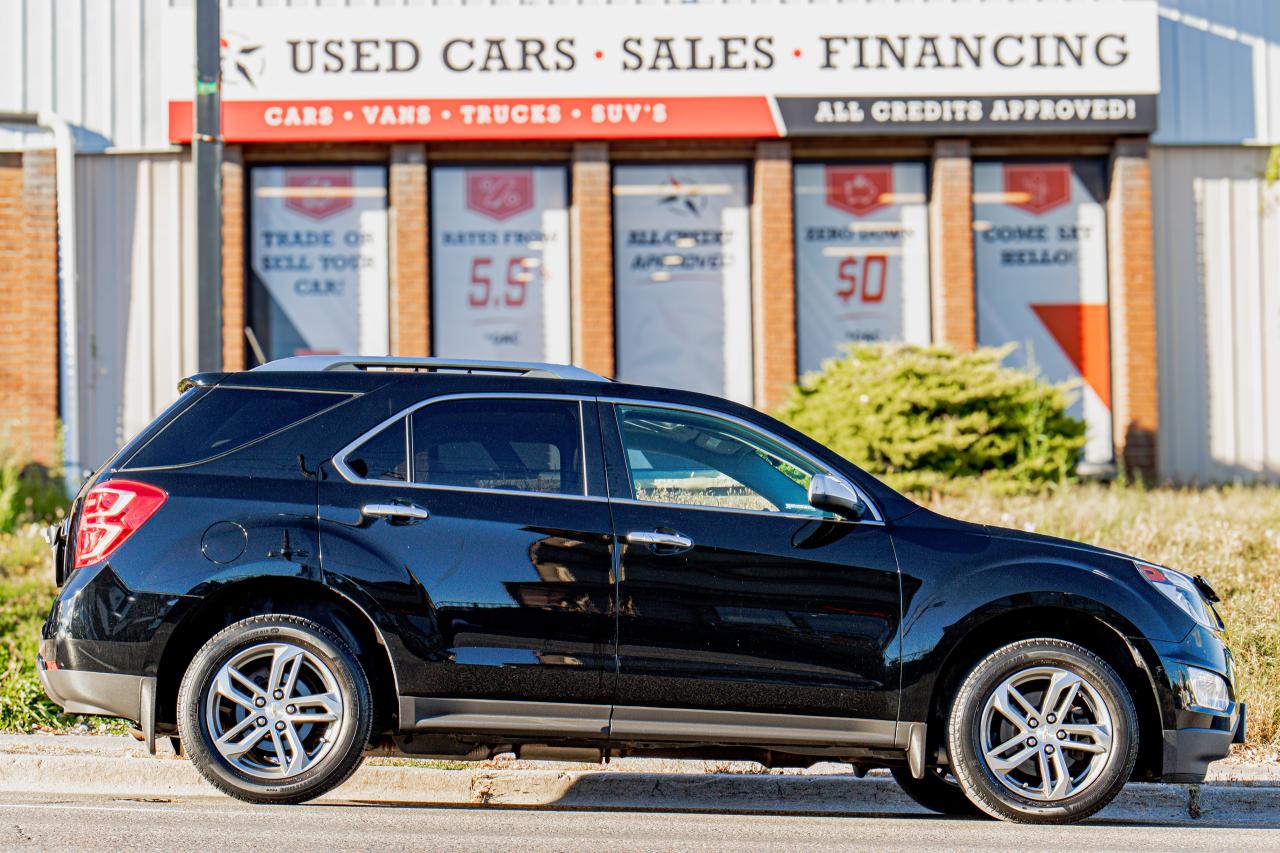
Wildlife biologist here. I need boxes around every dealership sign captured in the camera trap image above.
[165,2,1159,142]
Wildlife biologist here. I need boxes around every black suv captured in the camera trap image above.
[40,356,1243,823]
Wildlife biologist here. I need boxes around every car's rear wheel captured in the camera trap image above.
[178,614,372,804]
[890,765,982,816]
[947,638,1138,824]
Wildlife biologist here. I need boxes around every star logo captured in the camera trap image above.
[220,32,264,88]
[657,176,708,218]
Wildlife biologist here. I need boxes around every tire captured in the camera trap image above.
[890,765,982,816]
[178,614,373,804]
[947,638,1138,824]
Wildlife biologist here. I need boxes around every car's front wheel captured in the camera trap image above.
[947,638,1138,824]
[178,614,372,804]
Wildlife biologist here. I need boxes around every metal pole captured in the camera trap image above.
[194,0,223,372]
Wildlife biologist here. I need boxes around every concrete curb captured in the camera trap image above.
[2,747,1278,824]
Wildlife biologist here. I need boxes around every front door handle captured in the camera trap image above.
[626,530,694,550]
[362,503,430,523]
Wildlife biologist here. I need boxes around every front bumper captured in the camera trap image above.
[1149,631,1245,783]
[1161,704,1246,784]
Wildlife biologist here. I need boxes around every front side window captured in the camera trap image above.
[411,398,584,496]
[615,405,826,516]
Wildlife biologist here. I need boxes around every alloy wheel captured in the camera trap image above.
[978,665,1114,801]
[204,641,344,779]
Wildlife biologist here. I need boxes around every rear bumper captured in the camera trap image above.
[36,650,154,722]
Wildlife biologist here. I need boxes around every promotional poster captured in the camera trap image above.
[430,166,571,362]
[248,165,389,359]
[613,164,752,401]
[973,160,1114,466]
[794,162,931,373]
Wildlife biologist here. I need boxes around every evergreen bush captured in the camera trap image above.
[775,343,1087,493]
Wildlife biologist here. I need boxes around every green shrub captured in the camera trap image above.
[775,343,1087,493]
[0,461,67,534]
[0,425,69,534]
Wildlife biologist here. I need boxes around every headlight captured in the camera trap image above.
[1136,561,1220,629]
[1185,666,1231,713]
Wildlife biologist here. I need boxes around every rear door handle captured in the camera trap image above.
[362,503,430,523]
[626,530,693,550]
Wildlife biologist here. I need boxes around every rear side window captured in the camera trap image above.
[126,388,347,469]
[411,398,584,496]
[345,418,408,482]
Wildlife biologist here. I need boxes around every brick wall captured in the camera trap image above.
[221,147,247,370]
[752,141,796,411]
[391,143,429,356]
[571,142,615,377]
[1108,138,1159,479]
[0,151,60,464]
[929,141,977,350]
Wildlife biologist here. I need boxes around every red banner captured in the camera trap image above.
[168,96,780,143]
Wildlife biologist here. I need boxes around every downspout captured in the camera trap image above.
[0,111,79,494]
[39,112,79,495]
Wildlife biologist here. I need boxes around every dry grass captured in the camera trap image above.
[925,482,1280,754]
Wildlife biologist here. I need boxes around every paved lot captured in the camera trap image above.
[3,791,1279,852]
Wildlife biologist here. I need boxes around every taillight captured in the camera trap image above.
[73,479,167,569]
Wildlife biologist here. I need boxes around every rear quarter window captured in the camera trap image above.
[124,387,350,469]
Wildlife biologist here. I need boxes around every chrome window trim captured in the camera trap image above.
[333,392,596,498]
[601,397,884,525]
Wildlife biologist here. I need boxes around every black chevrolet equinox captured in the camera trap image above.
[39,356,1244,823]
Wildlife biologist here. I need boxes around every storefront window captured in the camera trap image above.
[793,162,930,373]
[430,165,571,363]
[973,160,1114,467]
[613,163,753,403]
[248,165,389,361]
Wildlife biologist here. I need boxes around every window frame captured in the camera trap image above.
[602,398,884,525]
[332,392,598,501]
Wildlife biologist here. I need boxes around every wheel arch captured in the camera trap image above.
[154,575,400,737]
[922,604,1166,782]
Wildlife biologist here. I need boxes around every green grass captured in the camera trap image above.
[2,484,1276,756]
[0,528,126,734]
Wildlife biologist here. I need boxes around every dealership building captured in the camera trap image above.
[1,0,1277,485]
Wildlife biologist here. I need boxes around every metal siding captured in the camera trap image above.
[0,0,170,150]
[1155,0,1280,145]
[1152,146,1280,483]
[75,153,197,471]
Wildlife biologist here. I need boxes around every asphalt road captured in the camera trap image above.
[2,792,1279,852]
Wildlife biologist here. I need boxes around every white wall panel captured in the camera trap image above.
[1152,146,1280,483]
[75,153,197,471]
[1155,0,1280,144]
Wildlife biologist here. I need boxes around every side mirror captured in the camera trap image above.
[808,474,867,520]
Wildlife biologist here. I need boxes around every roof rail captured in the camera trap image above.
[251,355,609,382]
